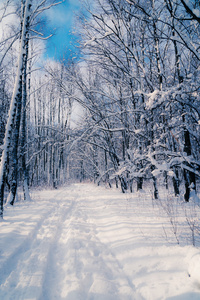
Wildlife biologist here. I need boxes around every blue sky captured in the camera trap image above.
[43,0,81,60]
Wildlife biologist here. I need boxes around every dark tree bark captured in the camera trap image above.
[0,0,32,216]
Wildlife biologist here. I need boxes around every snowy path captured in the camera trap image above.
[0,184,200,300]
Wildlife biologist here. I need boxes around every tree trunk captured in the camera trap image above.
[183,126,196,201]
[21,30,31,201]
[137,177,143,191]
[8,94,23,205]
[0,0,32,217]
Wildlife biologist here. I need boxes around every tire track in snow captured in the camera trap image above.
[87,228,140,300]
[79,205,143,300]
[0,189,74,300]
[39,191,142,300]
[39,197,77,300]
[71,190,143,300]
[39,198,95,300]
[0,187,70,286]
[1,185,143,300]
[0,204,56,286]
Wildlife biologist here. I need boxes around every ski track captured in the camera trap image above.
[39,186,140,300]
[0,184,200,300]
[0,189,74,300]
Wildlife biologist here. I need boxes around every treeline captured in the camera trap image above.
[0,0,200,217]
[69,0,200,200]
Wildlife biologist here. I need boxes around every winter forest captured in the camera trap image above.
[1,0,200,299]
[1,0,200,213]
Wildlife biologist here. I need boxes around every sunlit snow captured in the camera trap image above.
[0,183,200,299]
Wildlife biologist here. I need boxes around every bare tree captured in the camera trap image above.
[0,0,61,217]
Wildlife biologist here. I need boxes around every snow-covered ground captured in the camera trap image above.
[0,183,200,300]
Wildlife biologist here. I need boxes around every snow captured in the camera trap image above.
[0,0,31,192]
[193,9,200,18]
[0,183,200,300]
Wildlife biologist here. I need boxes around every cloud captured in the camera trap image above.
[0,1,18,40]
[45,7,72,27]
[44,1,80,27]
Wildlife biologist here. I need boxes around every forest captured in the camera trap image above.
[0,0,200,219]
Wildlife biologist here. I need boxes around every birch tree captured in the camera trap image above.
[0,0,61,217]
[0,0,32,217]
